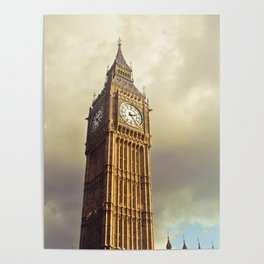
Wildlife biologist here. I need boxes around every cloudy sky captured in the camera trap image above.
[44,15,219,250]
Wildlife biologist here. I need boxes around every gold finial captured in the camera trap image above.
[117,37,122,46]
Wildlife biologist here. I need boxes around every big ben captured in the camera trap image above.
[79,39,154,249]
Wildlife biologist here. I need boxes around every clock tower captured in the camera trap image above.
[79,39,154,249]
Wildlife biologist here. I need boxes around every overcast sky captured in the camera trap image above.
[44,15,219,250]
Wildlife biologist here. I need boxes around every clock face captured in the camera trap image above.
[120,102,143,127]
[90,107,103,133]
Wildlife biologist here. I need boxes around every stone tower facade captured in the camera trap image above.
[79,40,154,249]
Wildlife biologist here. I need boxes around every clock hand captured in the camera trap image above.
[130,114,137,125]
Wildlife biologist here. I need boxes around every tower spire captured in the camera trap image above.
[182,235,187,249]
[197,238,201,249]
[117,37,122,47]
[166,232,172,249]
[211,241,214,249]
[110,38,131,71]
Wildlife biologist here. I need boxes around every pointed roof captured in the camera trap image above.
[182,235,187,249]
[197,238,201,249]
[182,240,187,249]
[105,39,144,97]
[166,236,172,249]
[110,38,131,72]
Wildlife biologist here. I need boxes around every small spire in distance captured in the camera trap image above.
[211,241,214,249]
[197,238,201,249]
[182,234,187,249]
[166,231,172,250]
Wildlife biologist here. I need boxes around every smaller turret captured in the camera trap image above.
[166,235,172,250]
[211,241,214,249]
[182,235,187,249]
[197,238,201,249]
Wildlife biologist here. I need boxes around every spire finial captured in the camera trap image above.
[211,241,214,249]
[142,86,146,96]
[197,238,201,249]
[117,37,122,47]
[93,92,96,102]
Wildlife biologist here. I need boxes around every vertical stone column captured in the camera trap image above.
[120,140,124,248]
[126,142,132,249]
[130,142,133,249]
[125,141,129,248]
[138,146,143,249]
[109,132,115,248]
[116,138,119,248]
[100,137,108,248]
[146,145,154,249]
[142,145,149,249]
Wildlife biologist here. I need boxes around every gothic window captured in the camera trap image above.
[140,147,144,175]
[131,193,133,209]
[116,138,120,169]
[131,145,135,174]
[128,180,131,207]
[127,143,131,172]
[127,219,130,248]
[137,184,140,210]
[133,220,137,248]
[124,144,127,171]
[136,147,138,174]
[118,216,121,248]
[119,179,122,204]
[124,180,127,207]
[120,142,123,170]
[133,183,136,208]
[124,217,128,248]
